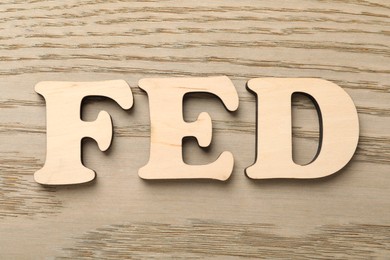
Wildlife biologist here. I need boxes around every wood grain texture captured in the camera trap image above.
[0,0,389,258]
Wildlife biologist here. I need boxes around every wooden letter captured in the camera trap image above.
[35,80,133,185]
[246,78,359,179]
[139,76,239,180]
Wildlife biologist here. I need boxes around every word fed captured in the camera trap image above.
[34,76,359,185]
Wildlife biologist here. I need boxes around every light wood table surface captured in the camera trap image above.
[0,0,389,258]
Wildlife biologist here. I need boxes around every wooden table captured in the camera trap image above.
[0,0,389,258]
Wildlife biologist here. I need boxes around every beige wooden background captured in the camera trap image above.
[0,0,389,259]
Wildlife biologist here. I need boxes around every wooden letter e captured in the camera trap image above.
[139,76,239,180]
